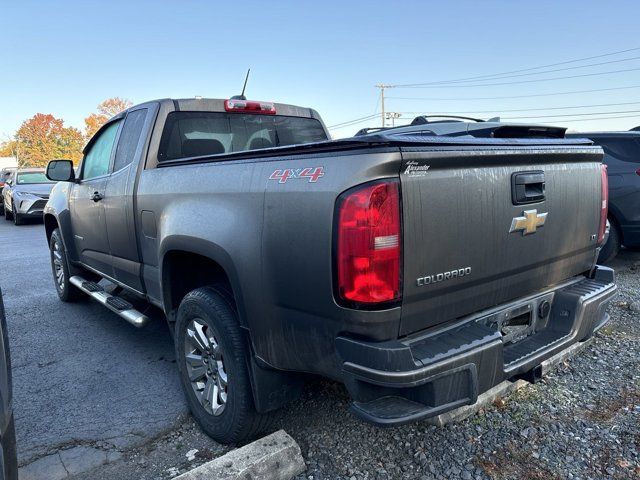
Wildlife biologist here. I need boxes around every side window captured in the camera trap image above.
[82,121,120,180]
[113,109,148,173]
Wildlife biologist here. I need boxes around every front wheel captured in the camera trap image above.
[13,211,22,226]
[175,286,273,444]
[49,229,82,302]
[4,202,12,221]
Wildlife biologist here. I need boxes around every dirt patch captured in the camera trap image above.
[477,445,561,480]
[585,388,640,423]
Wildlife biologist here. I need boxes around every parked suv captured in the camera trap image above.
[3,168,54,225]
[566,131,640,262]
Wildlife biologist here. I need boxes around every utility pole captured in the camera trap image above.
[375,84,392,128]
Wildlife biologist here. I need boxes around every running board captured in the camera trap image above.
[69,276,150,328]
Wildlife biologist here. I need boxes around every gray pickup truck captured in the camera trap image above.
[44,98,616,444]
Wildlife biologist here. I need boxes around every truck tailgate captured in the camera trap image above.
[399,145,603,336]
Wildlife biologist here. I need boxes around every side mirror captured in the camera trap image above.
[46,160,75,182]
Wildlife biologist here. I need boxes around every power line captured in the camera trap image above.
[403,55,640,87]
[501,109,640,120]
[329,109,640,131]
[390,47,640,86]
[386,113,640,128]
[394,66,640,89]
[542,113,640,123]
[393,109,640,120]
[387,84,640,101]
[394,101,640,115]
[327,114,378,129]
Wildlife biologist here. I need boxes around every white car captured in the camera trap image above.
[3,168,54,225]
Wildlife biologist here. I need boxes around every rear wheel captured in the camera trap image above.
[49,229,82,302]
[598,220,621,264]
[175,286,273,444]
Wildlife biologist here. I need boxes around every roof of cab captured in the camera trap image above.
[126,98,322,120]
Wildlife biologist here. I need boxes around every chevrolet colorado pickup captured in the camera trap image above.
[43,98,616,443]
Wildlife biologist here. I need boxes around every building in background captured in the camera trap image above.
[0,157,17,170]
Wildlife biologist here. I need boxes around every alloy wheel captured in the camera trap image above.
[184,318,228,416]
[51,239,65,290]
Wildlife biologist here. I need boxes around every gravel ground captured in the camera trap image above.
[56,249,640,479]
[283,249,640,480]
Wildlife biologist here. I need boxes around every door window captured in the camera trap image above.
[113,109,148,172]
[82,121,120,180]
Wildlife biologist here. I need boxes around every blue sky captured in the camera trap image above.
[2,0,640,140]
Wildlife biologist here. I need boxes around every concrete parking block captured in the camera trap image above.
[426,379,528,427]
[173,430,305,480]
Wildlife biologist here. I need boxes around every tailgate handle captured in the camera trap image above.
[511,171,545,205]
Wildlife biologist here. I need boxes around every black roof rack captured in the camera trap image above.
[353,127,393,136]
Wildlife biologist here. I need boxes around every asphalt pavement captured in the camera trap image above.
[0,219,187,470]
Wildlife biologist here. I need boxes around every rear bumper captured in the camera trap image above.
[337,266,616,425]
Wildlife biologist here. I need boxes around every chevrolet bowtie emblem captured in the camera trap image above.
[509,209,548,235]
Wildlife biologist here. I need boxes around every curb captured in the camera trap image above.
[173,430,305,480]
[427,337,594,427]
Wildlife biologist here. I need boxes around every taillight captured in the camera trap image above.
[336,180,401,305]
[224,99,276,115]
[636,168,640,176]
[598,164,609,244]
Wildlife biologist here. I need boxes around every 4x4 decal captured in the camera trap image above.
[269,167,325,184]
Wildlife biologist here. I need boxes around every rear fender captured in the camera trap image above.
[158,236,247,327]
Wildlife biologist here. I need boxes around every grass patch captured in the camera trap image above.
[598,324,616,336]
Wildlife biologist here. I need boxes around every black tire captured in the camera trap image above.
[13,211,22,226]
[49,228,83,302]
[0,204,4,216]
[175,286,273,444]
[4,201,12,221]
[598,221,621,264]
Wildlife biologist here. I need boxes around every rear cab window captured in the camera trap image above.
[157,112,328,162]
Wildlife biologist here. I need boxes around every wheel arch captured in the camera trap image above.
[43,213,59,243]
[160,237,305,414]
[159,237,247,327]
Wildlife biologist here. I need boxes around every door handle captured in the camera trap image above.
[91,192,103,202]
[511,171,545,205]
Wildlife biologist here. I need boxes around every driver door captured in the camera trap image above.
[70,120,121,275]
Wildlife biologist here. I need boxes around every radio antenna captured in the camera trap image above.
[231,69,251,100]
